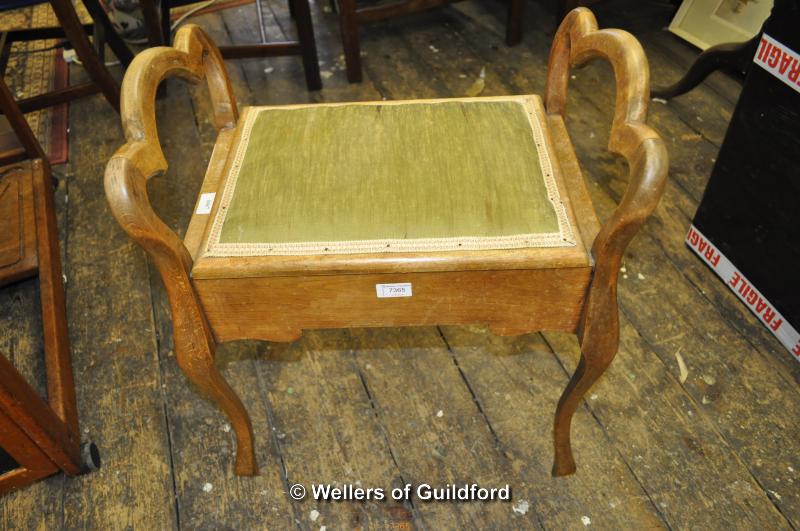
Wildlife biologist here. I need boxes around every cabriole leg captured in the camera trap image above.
[171,300,257,476]
[552,342,615,476]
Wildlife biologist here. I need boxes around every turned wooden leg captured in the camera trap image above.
[174,337,256,475]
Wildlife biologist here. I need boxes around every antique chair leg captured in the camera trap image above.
[338,0,362,83]
[544,8,669,475]
[552,295,618,476]
[170,299,257,475]
[179,358,256,475]
[140,0,167,46]
[291,0,323,90]
[651,32,761,100]
[82,0,135,67]
[105,26,259,474]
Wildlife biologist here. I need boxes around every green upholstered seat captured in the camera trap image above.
[205,96,574,256]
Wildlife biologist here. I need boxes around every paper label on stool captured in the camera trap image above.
[376,283,412,298]
[196,192,216,215]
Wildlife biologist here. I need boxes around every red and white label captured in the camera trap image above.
[686,224,800,360]
[753,34,800,94]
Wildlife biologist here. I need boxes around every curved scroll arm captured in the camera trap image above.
[544,7,668,338]
[104,26,257,476]
[546,9,669,476]
[105,23,237,310]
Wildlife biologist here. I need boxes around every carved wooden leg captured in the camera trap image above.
[173,334,257,475]
[553,266,620,476]
[545,6,669,477]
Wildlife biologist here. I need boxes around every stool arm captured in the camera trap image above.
[543,7,668,355]
[105,24,237,272]
[546,10,668,476]
[544,7,668,280]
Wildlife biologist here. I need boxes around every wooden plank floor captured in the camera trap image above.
[2,0,800,528]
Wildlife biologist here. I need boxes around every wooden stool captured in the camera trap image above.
[105,8,668,477]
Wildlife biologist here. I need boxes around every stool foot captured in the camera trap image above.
[552,350,613,477]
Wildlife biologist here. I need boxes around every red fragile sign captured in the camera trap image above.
[686,225,800,359]
[754,33,800,94]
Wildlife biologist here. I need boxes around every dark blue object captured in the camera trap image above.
[0,0,47,11]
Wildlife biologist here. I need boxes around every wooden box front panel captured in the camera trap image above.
[0,162,37,287]
[195,267,592,343]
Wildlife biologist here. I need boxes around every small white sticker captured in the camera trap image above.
[196,192,216,215]
[376,283,412,298]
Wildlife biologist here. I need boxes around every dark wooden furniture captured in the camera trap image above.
[0,0,133,114]
[105,9,668,478]
[337,0,523,83]
[0,76,99,496]
[138,0,322,91]
[652,32,762,100]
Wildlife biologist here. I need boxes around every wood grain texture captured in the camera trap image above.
[0,164,37,286]
[0,407,58,496]
[0,184,61,529]
[196,267,591,342]
[0,150,80,495]
[440,325,668,528]
[5,0,799,528]
[106,24,258,476]
[336,0,523,82]
[145,81,295,528]
[346,326,539,528]
[255,331,414,529]
[540,7,669,476]
[0,351,79,492]
[47,0,122,112]
[59,73,177,528]
[140,0,322,90]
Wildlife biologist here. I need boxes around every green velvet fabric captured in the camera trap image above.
[218,100,560,246]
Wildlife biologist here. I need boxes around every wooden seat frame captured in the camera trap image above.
[104,9,668,477]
